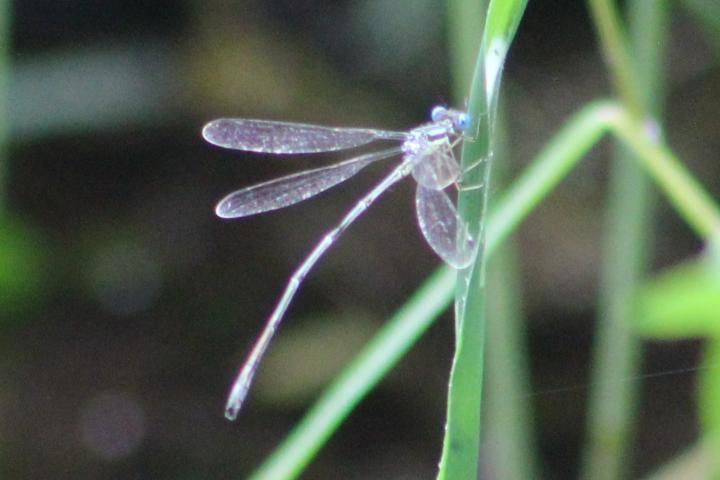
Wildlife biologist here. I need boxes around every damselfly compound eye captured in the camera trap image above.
[456,113,471,131]
[431,105,448,122]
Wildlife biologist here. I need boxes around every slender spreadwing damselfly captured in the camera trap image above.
[203,106,480,420]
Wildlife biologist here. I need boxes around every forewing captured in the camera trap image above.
[415,185,476,268]
[203,118,405,154]
[216,148,401,218]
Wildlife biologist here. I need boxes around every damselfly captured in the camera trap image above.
[203,106,479,420]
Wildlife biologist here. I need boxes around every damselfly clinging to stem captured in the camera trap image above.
[203,106,480,420]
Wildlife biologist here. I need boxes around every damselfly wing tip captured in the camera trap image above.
[215,193,246,219]
[202,120,225,147]
[215,200,232,219]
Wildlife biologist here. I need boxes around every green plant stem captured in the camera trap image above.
[584,0,716,267]
[581,2,669,479]
[587,0,643,117]
[484,101,538,477]
[481,95,538,479]
[485,242,538,478]
[607,110,720,243]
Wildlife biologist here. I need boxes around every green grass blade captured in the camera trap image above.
[438,0,527,477]
[440,1,489,477]
[587,0,644,117]
[481,0,529,116]
[485,241,539,479]
[481,95,541,478]
[484,103,539,477]
[249,85,720,480]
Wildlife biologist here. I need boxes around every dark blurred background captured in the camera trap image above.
[2,1,719,478]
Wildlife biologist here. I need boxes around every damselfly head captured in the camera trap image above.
[430,105,471,133]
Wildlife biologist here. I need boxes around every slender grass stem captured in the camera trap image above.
[485,241,538,478]
[588,0,720,246]
[607,110,720,243]
[581,2,669,479]
[587,0,643,117]
[484,102,539,478]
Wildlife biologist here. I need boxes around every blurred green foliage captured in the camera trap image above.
[634,256,720,338]
[0,215,45,320]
